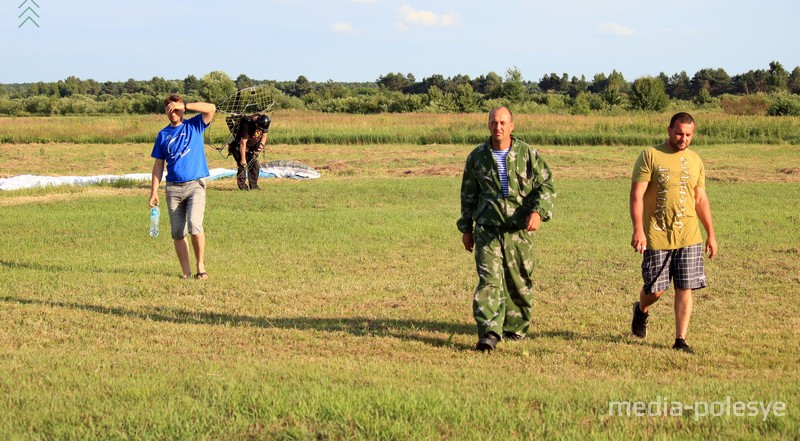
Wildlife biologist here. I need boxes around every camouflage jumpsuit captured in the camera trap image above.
[457,135,556,339]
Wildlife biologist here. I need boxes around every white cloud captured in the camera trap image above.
[598,21,636,37]
[398,4,459,29]
[330,22,357,34]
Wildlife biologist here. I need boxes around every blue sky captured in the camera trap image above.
[3,0,798,84]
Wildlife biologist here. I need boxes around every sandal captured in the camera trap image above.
[194,272,208,280]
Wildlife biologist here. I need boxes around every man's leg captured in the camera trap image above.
[173,238,192,278]
[247,152,260,189]
[233,151,248,190]
[473,224,505,340]
[638,288,664,312]
[674,288,693,339]
[191,233,206,276]
[185,179,207,278]
[166,183,191,278]
[501,229,534,338]
[236,164,248,190]
[671,244,705,352]
[633,249,673,337]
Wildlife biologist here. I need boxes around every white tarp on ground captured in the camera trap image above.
[0,161,320,191]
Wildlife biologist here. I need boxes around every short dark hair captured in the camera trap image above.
[164,93,183,108]
[669,112,694,128]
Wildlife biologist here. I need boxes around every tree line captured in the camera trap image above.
[2,61,800,116]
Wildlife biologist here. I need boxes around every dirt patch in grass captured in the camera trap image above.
[396,166,461,177]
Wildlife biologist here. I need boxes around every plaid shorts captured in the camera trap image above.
[641,243,707,293]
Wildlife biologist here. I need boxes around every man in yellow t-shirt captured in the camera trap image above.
[629,112,718,354]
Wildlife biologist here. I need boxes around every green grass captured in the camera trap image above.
[0,112,799,439]
[1,155,799,439]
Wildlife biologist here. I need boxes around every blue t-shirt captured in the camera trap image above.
[151,114,210,183]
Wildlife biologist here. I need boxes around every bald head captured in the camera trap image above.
[489,106,513,123]
[488,107,514,149]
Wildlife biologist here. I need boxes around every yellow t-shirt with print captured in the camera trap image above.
[632,142,705,250]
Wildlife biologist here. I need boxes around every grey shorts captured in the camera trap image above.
[165,178,206,240]
[641,242,707,294]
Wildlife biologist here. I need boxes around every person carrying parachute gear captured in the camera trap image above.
[228,113,271,190]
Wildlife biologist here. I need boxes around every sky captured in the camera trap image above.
[2,0,799,85]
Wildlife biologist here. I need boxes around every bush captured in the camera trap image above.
[544,93,569,113]
[719,93,769,115]
[629,77,669,111]
[24,95,54,115]
[767,93,800,116]
[0,97,23,115]
[571,92,591,115]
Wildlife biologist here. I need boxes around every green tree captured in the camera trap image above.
[500,67,527,103]
[603,70,627,106]
[766,61,789,92]
[567,75,588,98]
[538,73,566,93]
[58,76,86,97]
[235,74,254,90]
[666,71,692,100]
[629,77,669,111]
[452,83,481,112]
[123,78,140,94]
[183,75,200,94]
[198,71,237,104]
[100,81,123,96]
[425,86,457,112]
[691,68,731,96]
[731,70,768,94]
[376,72,414,92]
[149,76,171,95]
[473,71,502,97]
[447,74,472,93]
[570,91,591,115]
[788,66,800,94]
[294,75,311,97]
[29,81,59,97]
[588,73,608,94]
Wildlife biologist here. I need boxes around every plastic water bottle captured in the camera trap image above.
[149,205,160,237]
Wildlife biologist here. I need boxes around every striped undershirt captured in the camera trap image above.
[491,148,510,198]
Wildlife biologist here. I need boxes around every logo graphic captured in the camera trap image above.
[18,0,40,28]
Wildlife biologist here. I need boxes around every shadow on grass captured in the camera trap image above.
[0,259,174,277]
[2,295,656,351]
[1,295,476,350]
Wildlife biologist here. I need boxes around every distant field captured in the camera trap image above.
[1,110,799,146]
[0,113,798,439]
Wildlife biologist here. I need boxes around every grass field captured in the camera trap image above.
[0,112,799,439]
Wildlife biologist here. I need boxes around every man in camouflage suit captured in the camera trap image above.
[458,107,556,352]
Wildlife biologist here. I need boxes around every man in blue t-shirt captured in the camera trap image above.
[149,93,216,280]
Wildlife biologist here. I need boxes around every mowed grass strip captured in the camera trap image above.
[0,157,798,439]
[1,141,799,183]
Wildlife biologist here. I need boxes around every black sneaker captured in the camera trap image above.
[502,331,522,341]
[672,339,694,354]
[631,302,649,338]
[476,332,500,352]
